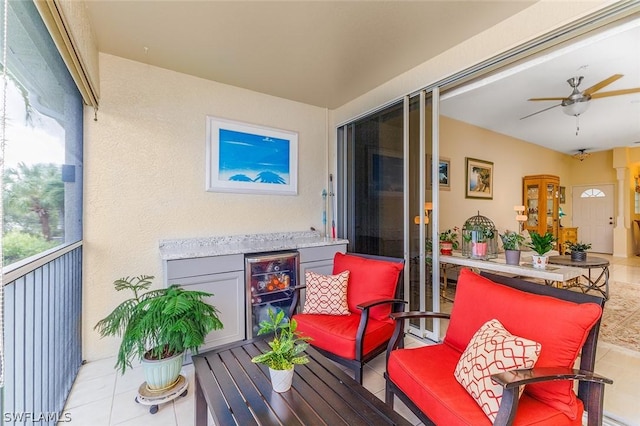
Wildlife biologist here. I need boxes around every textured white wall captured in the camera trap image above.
[84,54,328,360]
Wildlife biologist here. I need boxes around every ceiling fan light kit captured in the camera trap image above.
[573,149,591,161]
[524,74,640,137]
[562,99,590,116]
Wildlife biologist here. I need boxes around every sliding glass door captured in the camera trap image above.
[338,101,404,258]
[338,89,441,340]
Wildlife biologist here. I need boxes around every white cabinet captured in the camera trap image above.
[165,254,245,352]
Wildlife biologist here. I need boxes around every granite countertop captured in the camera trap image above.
[159,231,349,260]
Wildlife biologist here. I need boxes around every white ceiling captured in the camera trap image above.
[440,17,640,155]
[83,1,640,156]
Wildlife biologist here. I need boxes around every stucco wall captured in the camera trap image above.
[84,54,329,360]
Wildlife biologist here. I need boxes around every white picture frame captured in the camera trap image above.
[206,116,298,195]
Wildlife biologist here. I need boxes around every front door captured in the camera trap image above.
[571,184,615,254]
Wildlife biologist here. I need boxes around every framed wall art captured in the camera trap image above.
[369,148,403,196]
[438,157,451,190]
[206,116,298,195]
[465,157,493,199]
[426,156,450,190]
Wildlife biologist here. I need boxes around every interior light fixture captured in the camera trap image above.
[562,99,590,136]
[562,99,590,116]
[573,149,591,161]
[513,205,527,233]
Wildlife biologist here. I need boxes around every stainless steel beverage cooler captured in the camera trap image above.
[245,251,299,337]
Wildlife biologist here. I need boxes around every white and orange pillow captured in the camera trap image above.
[454,319,541,422]
[302,270,350,315]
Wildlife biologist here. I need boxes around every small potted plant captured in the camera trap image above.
[499,230,525,265]
[567,241,592,262]
[525,231,557,269]
[251,308,311,392]
[439,227,460,255]
[95,275,223,391]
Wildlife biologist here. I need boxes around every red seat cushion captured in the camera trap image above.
[332,253,403,322]
[443,269,602,420]
[388,344,583,426]
[293,312,394,359]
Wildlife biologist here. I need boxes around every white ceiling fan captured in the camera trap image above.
[520,74,640,120]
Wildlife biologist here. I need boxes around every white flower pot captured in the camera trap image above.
[142,351,184,391]
[269,367,294,393]
[532,254,548,269]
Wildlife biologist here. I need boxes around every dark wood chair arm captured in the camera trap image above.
[492,367,613,426]
[492,366,613,389]
[389,311,451,321]
[357,298,407,310]
[385,311,452,365]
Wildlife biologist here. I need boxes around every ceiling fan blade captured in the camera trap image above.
[520,104,561,120]
[590,87,640,98]
[583,74,623,96]
[528,97,566,101]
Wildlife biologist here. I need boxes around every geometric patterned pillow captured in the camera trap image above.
[454,319,541,422]
[302,270,350,315]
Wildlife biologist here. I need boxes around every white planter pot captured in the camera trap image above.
[142,351,184,391]
[532,254,548,269]
[269,367,294,393]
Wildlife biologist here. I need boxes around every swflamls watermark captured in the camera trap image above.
[3,412,72,423]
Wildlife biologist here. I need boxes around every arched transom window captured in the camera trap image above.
[580,188,605,198]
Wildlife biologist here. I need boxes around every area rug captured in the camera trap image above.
[599,281,640,353]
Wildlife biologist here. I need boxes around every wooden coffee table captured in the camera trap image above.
[193,337,411,426]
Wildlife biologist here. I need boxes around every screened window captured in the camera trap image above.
[1,0,83,266]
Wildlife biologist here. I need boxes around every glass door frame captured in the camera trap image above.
[404,88,442,342]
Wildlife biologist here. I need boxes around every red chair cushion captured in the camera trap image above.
[332,252,403,321]
[293,312,394,359]
[387,344,582,426]
[443,269,602,420]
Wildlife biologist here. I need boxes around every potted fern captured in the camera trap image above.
[251,308,311,392]
[525,231,557,269]
[94,275,223,391]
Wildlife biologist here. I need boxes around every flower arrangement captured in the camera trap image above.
[439,227,460,250]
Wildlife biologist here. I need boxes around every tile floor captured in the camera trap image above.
[60,254,640,426]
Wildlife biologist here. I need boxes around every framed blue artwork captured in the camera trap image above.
[206,116,298,195]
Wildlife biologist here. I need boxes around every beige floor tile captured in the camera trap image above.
[65,373,116,410]
[114,366,145,395]
[59,396,112,426]
[110,387,162,425]
[75,357,119,382]
[362,366,386,394]
[111,402,177,426]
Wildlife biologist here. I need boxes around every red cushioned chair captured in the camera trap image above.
[385,269,612,426]
[288,252,405,384]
